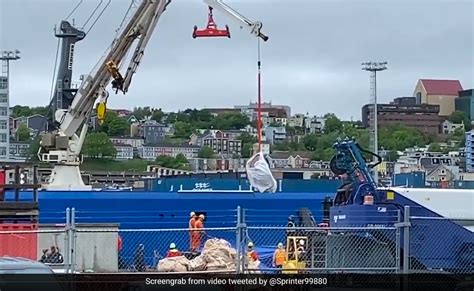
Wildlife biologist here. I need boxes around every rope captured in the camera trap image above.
[116,0,137,35]
[65,0,83,20]
[49,37,61,104]
[82,0,103,30]
[86,0,111,35]
[256,37,262,151]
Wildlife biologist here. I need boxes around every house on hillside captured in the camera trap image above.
[267,151,312,168]
[441,120,464,134]
[413,79,463,117]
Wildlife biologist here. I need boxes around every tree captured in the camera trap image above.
[272,142,290,151]
[132,106,152,121]
[27,136,41,161]
[10,105,48,118]
[107,118,129,136]
[237,133,257,158]
[173,121,194,139]
[323,113,343,133]
[378,124,427,151]
[428,143,442,152]
[151,109,165,123]
[198,146,214,158]
[241,143,253,158]
[155,154,189,170]
[16,124,30,141]
[82,132,116,158]
[302,133,318,151]
[210,113,250,130]
[448,111,471,130]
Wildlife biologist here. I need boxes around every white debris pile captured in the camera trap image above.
[156,256,189,272]
[156,238,237,272]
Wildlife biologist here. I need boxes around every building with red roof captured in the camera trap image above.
[413,79,463,117]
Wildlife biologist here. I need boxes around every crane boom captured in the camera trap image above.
[204,0,268,41]
[39,0,268,191]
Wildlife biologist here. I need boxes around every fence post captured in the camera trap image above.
[236,206,241,274]
[71,207,76,273]
[395,209,401,274]
[64,208,71,273]
[394,206,411,275]
[403,206,411,274]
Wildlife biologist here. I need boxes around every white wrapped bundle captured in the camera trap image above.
[246,151,277,193]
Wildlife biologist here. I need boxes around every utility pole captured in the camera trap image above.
[362,61,387,185]
[0,50,21,161]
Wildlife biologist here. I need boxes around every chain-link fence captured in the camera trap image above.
[0,227,68,271]
[1,206,472,276]
[408,216,474,274]
[243,226,400,274]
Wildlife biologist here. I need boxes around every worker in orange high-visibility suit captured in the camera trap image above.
[191,214,205,252]
[272,242,286,273]
[188,212,197,251]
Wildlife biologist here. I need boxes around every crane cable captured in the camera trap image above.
[65,0,83,20]
[48,37,61,104]
[82,0,104,30]
[85,0,112,35]
[256,37,263,151]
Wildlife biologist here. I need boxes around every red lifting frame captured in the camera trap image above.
[193,6,230,39]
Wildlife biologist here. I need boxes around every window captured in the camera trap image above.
[0,133,6,143]
[0,93,7,103]
[416,92,422,104]
[0,77,7,89]
[0,120,6,129]
[0,146,6,157]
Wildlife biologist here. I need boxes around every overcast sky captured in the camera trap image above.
[1,0,473,120]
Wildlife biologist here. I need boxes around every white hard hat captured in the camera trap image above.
[190,212,196,217]
[199,214,205,219]
[299,239,305,246]
[248,241,254,247]
[170,243,176,249]
[277,242,283,248]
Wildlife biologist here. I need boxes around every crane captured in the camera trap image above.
[38,0,268,190]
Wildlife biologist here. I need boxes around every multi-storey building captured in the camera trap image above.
[113,143,134,160]
[466,130,474,172]
[267,151,312,168]
[455,89,474,123]
[9,141,30,160]
[440,120,464,134]
[413,79,463,117]
[141,120,172,144]
[138,144,200,160]
[362,97,440,135]
[288,114,305,128]
[109,136,144,148]
[202,130,242,158]
[0,76,9,160]
[264,126,286,145]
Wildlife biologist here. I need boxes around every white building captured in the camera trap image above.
[113,143,133,160]
[441,120,464,134]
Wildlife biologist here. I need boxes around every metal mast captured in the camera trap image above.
[361,61,387,184]
[0,50,21,161]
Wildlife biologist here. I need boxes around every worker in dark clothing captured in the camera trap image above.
[39,249,49,263]
[47,246,64,264]
[286,215,297,236]
[134,244,146,272]
[297,239,308,267]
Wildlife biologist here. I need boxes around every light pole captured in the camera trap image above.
[0,50,21,161]
[362,61,387,184]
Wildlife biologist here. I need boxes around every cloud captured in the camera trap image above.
[1,0,472,120]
